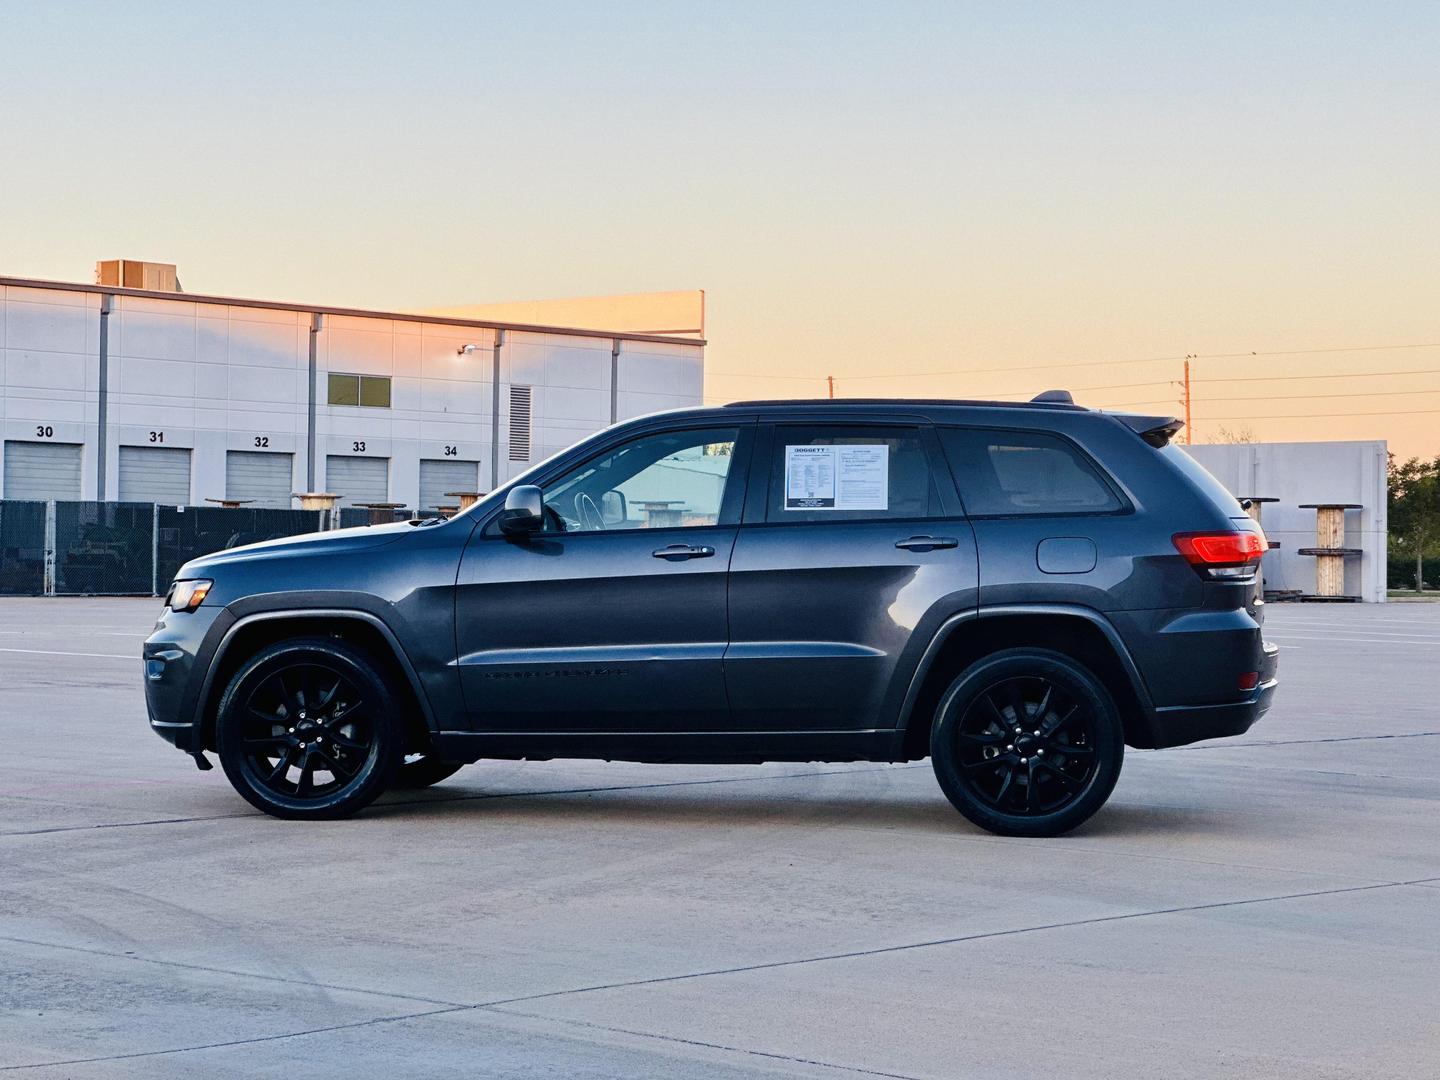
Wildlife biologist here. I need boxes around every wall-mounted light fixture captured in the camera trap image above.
[457,343,482,356]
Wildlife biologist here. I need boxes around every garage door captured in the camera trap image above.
[418,458,479,513]
[3,441,83,500]
[326,455,389,507]
[226,451,294,507]
[118,446,192,505]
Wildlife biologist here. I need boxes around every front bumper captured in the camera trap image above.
[143,605,228,754]
[1142,639,1279,749]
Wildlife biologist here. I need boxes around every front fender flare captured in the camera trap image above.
[191,607,439,736]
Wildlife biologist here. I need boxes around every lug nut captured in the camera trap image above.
[316,735,323,743]
[298,741,306,748]
[288,727,295,734]
[1036,748,1044,756]
[1006,744,1015,751]
[1032,730,1040,737]
[1020,756,1028,764]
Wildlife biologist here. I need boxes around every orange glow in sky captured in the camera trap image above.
[2,3,1437,457]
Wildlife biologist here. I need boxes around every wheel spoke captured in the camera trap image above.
[1035,681,1053,719]
[983,693,1009,731]
[265,748,295,783]
[295,758,316,796]
[992,764,1016,807]
[326,698,363,726]
[242,733,289,748]
[315,744,359,778]
[316,678,342,710]
[1006,682,1029,731]
[959,730,1004,746]
[323,726,365,751]
[274,671,302,719]
[1041,703,1081,739]
[1036,758,1082,789]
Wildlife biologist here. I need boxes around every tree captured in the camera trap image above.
[1212,425,1256,444]
[1387,455,1440,591]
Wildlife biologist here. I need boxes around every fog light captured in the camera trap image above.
[146,658,167,681]
[1237,671,1260,692]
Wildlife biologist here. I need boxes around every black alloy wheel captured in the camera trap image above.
[931,648,1124,837]
[216,638,401,819]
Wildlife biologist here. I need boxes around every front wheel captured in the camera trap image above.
[931,648,1124,837]
[215,638,403,819]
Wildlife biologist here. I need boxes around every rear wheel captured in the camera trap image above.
[215,638,402,819]
[931,648,1124,837]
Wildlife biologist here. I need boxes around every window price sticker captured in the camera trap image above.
[784,444,888,510]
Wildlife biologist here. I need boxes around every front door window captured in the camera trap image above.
[540,427,740,532]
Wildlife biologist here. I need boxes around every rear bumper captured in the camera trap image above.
[1140,639,1279,749]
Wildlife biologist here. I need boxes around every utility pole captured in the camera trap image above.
[827,375,835,399]
[1180,360,1192,443]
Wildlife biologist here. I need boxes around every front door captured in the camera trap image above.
[455,423,751,732]
[725,421,978,732]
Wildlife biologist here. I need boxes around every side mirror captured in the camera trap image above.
[600,489,627,527]
[498,485,544,536]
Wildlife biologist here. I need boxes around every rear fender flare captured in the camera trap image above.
[893,604,1156,752]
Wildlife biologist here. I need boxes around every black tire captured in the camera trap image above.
[931,648,1124,837]
[215,637,403,819]
[392,753,465,789]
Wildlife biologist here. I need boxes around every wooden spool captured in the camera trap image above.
[1298,504,1363,600]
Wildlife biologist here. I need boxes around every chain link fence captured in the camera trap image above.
[0,500,47,595]
[0,500,339,596]
[156,506,327,588]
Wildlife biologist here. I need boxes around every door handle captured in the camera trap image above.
[894,535,959,552]
[652,544,716,561]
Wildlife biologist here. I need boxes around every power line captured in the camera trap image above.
[1203,408,1440,420]
[1197,388,1440,403]
[706,340,1440,386]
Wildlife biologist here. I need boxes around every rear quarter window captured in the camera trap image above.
[940,428,1123,516]
[1157,444,1247,516]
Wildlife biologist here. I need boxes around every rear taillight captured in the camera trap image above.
[1172,530,1267,580]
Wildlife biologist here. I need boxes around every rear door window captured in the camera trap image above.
[765,425,944,523]
[940,428,1123,516]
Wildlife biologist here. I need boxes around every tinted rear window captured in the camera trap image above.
[1158,444,1246,515]
[941,428,1122,516]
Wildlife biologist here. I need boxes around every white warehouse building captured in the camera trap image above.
[0,266,706,511]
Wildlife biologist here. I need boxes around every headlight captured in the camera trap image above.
[166,579,213,612]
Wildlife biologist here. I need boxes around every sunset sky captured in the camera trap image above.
[3,2,1437,457]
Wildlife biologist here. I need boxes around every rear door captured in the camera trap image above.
[725,420,977,732]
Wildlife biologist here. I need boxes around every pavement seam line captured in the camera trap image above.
[0,764,928,838]
[0,933,466,1009]
[468,878,1428,1009]
[0,1007,470,1072]
[482,1005,928,1080]
[1156,730,1440,751]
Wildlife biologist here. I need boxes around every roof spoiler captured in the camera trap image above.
[1117,414,1185,448]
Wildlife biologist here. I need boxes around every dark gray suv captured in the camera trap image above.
[143,396,1277,836]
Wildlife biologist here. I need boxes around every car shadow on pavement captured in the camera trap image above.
[358,778,1236,841]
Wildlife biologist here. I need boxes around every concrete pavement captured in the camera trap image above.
[1,598,1437,1077]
